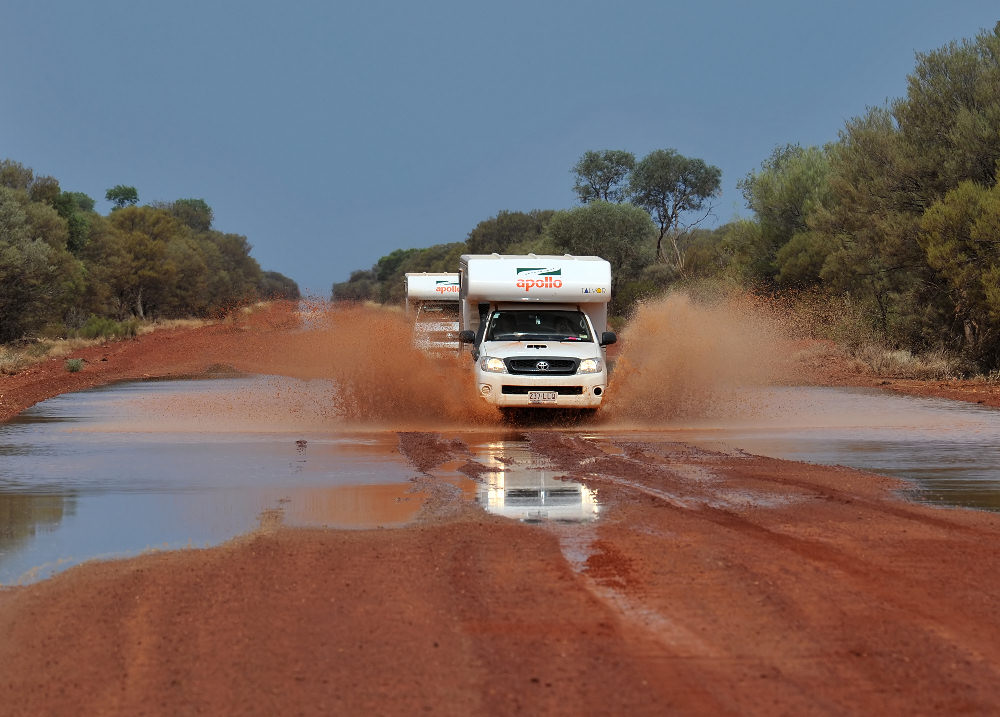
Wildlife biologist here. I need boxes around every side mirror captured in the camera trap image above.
[459,330,476,344]
[600,331,617,346]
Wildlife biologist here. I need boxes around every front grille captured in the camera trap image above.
[501,386,584,395]
[505,357,579,375]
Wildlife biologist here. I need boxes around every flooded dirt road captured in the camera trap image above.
[3,301,1000,715]
[4,377,1000,586]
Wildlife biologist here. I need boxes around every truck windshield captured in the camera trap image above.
[486,310,593,342]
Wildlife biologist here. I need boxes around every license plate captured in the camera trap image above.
[528,391,558,403]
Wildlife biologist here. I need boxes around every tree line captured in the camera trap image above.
[334,22,1000,373]
[332,148,722,318]
[0,162,299,343]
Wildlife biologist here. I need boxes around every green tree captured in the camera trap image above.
[52,191,95,254]
[105,185,139,210]
[204,233,262,304]
[162,198,213,232]
[0,159,34,191]
[405,241,466,273]
[572,150,635,204]
[894,22,1000,202]
[465,210,554,254]
[259,271,301,301]
[24,201,70,250]
[332,269,378,302]
[919,180,1000,365]
[332,242,467,304]
[0,187,84,340]
[805,107,932,343]
[162,236,211,315]
[545,201,655,314]
[65,192,95,213]
[736,144,833,285]
[102,206,179,318]
[28,175,61,206]
[371,247,419,301]
[629,149,722,270]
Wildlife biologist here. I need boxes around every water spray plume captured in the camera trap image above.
[122,297,798,431]
[603,291,800,424]
[323,304,497,427]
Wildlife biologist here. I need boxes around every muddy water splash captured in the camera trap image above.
[99,302,499,432]
[304,304,497,427]
[124,298,799,430]
[236,303,498,429]
[603,291,800,424]
[304,297,797,428]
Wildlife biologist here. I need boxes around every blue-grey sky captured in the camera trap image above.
[2,1,996,294]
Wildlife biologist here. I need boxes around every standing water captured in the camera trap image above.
[2,378,1000,585]
[651,386,1000,511]
[0,377,422,584]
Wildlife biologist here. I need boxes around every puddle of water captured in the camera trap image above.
[4,379,999,584]
[465,437,600,523]
[649,386,1000,511]
[0,377,421,585]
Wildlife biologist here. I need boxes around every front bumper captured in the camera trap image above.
[474,369,607,408]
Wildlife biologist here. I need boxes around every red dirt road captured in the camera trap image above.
[2,303,1000,715]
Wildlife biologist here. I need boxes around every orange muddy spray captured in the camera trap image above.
[602,291,800,424]
[128,297,798,431]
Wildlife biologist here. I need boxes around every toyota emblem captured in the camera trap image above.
[535,361,550,371]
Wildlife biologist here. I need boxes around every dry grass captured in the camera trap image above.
[780,289,967,381]
[137,318,207,335]
[849,345,960,380]
[0,317,214,375]
[0,346,31,375]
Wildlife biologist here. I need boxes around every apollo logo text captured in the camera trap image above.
[516,276,564,291]
[515,268,563,292]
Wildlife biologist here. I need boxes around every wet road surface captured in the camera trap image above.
[2,377,1000,585]
[636,385,1000,510]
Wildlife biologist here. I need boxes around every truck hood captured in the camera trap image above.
[479,340,602,361]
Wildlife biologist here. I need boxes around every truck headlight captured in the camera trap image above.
[577,358,602,374]
[480,356,507,373]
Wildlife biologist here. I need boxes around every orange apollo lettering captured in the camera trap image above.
[516,276,563,291]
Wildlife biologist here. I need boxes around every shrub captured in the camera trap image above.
[77,316,139,340]
[0,347,29,375]
[65,358,84,373]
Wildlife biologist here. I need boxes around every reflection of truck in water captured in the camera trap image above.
[476,442,600,522]
[481,474,599,523]
[458,254,616,409]
[404,272,460,354]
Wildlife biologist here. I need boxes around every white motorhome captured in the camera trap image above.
[458,254,616,409]
[405,272,460,353]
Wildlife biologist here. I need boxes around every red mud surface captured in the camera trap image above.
[2,302,1000,715]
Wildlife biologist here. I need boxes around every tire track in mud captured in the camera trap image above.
[392,430,736,713]
[392,429,1000,710]
[524,431,1000,691]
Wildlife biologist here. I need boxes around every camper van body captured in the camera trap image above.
[458,255,614,409]
[405,273,460,354]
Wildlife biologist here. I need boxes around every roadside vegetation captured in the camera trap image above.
[334,22,1000,378]
[0,316,211,375]
[0,167,300,352]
